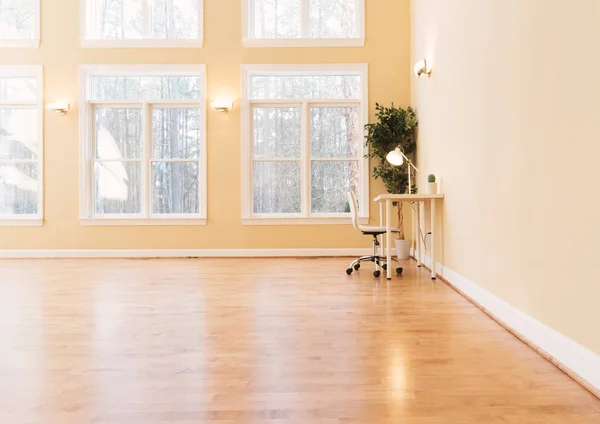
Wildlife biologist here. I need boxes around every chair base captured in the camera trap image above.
[345,233,404,277]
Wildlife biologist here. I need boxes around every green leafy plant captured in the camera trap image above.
[364,103,418,239]
[428,174,436,183]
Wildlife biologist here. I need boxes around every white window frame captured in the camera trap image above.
[242,0,365,48]
[78,64,207,226]
[80,0,204,48]
[0,1,41,48]
[241,64,369,226]
[0,65,44,226]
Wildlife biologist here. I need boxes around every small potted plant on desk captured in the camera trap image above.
[427,174,438,194]
[364,103,418,260]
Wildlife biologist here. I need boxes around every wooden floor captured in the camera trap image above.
[0,258,598,424]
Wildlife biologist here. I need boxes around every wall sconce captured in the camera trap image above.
[414,59,432,78]
[210,98,233,114]
[46,102,70,115]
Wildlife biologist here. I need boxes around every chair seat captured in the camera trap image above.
[359,225,401,235]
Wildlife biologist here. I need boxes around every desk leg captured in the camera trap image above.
[431,199,436,280]
[416,201,421,267]
[386,200,392,280]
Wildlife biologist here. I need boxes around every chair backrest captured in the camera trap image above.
[347,190,361,231]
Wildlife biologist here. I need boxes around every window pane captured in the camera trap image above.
[249,75,361,100]
[311,160,358,213]
[152,108,201,159]
[96,0,144,39]
[92,76,202,101]
[253,107,301,159]
[95,108,142,160]
[94,161,141,214]
[253,161,300,214]
[0,109,38,160]
[0,77,38,102]
[311,107,359,158]
[0,0,35,39]
[310,0,357,38]
[151,161,199,214]
[252,0,300,39]
[0,163,38,215]
[152,0,199,39]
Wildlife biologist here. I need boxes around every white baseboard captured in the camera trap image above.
[0,248,372,259]
[412,249,600,395]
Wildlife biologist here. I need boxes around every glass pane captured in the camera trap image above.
[94,161,141,214]
[310,0,357,38]
[0,109,38,160]
[152,0,199,39]
[252,0,301,39]
[311,160,358,213]
[253,161,300,214]
[95,108,142,160]
[311,107,359,158]
[249,75,361,100]
[0,77,38,102]
[151,161,199,214]
[96,0,144,39]
[0,163,38,215]
[152,108,201,159]
[0,0,36,39]
[92,76,202,100]
[253,107,301,159]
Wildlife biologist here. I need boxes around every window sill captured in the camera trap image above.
[0,39,40,48]
[79,218,207,226]
[0,218,43,227]
[242,37,365,48]
[242,217,369,226]
[81,38,204,48]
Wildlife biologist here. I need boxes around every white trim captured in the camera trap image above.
[414,250,600,394]
[0,218,43,227]
[0,39,40,48]
[0,248,372,259]
[78,64,207,223]
[242,0,365,48]
[240,63,370,223]
[79,218,206,226]
[242,217,368,226]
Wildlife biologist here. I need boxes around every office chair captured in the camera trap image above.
[346,190,403,277]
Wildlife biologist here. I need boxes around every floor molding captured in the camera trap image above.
[0,248,372,259]
[411,249,600,399]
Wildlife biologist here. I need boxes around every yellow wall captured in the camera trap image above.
[0,0,411,250]
[412,0,600,355]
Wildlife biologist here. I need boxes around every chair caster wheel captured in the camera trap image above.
[382,264,387,270]
[346,268,353,275]
[396,267,403,275]
[354,264,360,270]
[373,270,381,277]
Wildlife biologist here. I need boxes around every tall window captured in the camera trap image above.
[243,0,364,47]
[0,66,43,225]
[79,65,207,225]
[241,64,369,225]
[81,0,203,47]
[0,0,40,47]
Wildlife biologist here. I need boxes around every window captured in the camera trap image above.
[81,0,203,47]
[0,0,40,47]
[241,64,369,225]
[79,65,207,226]
[243,0,364,47]
[0,66,43,226]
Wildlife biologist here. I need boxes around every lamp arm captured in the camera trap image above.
[399,151,419,173]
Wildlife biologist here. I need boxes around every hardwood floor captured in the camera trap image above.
[0,257,598,424]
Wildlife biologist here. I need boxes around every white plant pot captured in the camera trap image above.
[427,182,438,194]
[395,239,411,260]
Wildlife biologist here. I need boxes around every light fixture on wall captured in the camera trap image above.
[210,97,233,114]
[386,147,419,194]
[413,59,432,78]
[46,102,70,115]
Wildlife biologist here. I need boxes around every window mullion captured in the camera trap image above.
[301,0,310,38]
[143,0,152,38]
[142,102,151,217]
[301,100,310,218]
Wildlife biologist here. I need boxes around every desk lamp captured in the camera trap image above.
[386,147,419,194]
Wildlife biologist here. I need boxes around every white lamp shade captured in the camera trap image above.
[386,148,405,166]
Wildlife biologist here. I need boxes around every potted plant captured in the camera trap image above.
[427,174,438,194]
[364,103,418,260]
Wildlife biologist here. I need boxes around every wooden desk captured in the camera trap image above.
[374,194,444,280]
